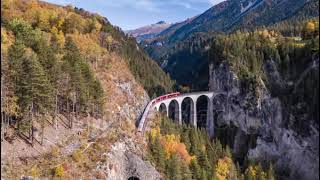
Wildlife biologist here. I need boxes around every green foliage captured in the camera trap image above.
[166,153,183,180]
[17,49,54,114]
[148,116,257,180]
[3,15,105,135]
[148,135,166,172]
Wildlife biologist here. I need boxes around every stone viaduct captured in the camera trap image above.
[137,91,226,137]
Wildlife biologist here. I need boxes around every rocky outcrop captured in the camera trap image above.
[97,138,161,180]
[208,62,319,180]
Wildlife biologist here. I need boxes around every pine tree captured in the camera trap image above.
[16,49,53,144]
[190,159,202,180]
[181,161,193,180]
[153,136,166,172]
[180,126,191,152]
[189,128,201,155]
[214,139,224,159]
[224,145,232,158]
[197,149,211,171]
[200,169,208,180]
[166,153,182,180]
[8,40,25,86]
[267,163,275,180]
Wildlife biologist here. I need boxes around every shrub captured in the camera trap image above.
[53,165,64,177]
[50,147,60,158]
[30,165,40,177]
[72,149,83,162]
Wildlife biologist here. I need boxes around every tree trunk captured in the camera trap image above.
[67,97,70,128]
[31,102,34,146]
[54,93,58,129]
[1,113,4,141]
[71,94,76,129]
[41,115,45,145]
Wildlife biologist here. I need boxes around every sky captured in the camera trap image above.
[42,0,225,30]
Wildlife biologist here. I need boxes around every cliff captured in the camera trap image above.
[208,56,319,179]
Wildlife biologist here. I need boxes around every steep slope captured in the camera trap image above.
[206,28,319,179]
[126,21,171,42]
[143,0,319,89]
[147,0,315,44]
[1,0,169,178]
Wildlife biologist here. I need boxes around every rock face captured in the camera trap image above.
[98,139,161,180]
[208,62,319,180]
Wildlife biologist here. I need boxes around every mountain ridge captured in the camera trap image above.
[126,21,172,42]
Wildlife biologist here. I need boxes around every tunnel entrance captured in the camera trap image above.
[181,97,194,125]
[196,95,209,129]
[128,176,140,180]
[169,100,179,123]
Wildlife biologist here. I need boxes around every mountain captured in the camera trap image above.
[142,0,319,88]
[1,0,174,178]
[144,0,317,45]
[126,21,171,42]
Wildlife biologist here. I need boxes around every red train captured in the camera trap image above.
[152,92,180,106]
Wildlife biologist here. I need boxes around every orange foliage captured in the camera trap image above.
[148,128,193,164]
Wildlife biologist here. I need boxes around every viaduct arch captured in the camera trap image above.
[137,91,226,137]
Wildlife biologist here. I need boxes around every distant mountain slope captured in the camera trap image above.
[142,0,319,89]
[126,21,171,42]
[144,0,318,46]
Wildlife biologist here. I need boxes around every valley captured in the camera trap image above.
[1,0,319,180]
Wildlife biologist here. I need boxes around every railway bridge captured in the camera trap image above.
[137,91,226,137]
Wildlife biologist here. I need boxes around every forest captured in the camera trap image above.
[208,18,319,135]
[147,115,276,180]
[1,0,174,145]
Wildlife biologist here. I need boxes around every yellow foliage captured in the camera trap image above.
[105,35,114,44]
[215,156,233,180]
[305,21,316,32]
[72,149,83,162]
[90,19,102,33]
[30,165,40,177]
[149,127,161,142]
[246,166,257,177]
[148,128,193,164]
[1,27,14,53]
[51,27,65,48]
[160,134,193,164]
[245,165,268,179]
[3,96,20,117]
[50,147,60,158]
[53,164,64,177]
[161,134,180,158]
[68,33,106,56]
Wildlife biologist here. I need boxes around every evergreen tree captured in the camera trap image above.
[8,40,25,87]
[166,153,182,180]
[189,128,201,155]
[190,159,202,180]
[200,169,208,180]
[181,161,193,180]
[267,163,275,180]
[197,149,211,171]
[153,136,166,172]
[180,126,191,152]
[224,145,232,158]
[17,50,53,115]
[214,139,224,159]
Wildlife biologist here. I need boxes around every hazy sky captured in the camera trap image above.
[42,0,225,30]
